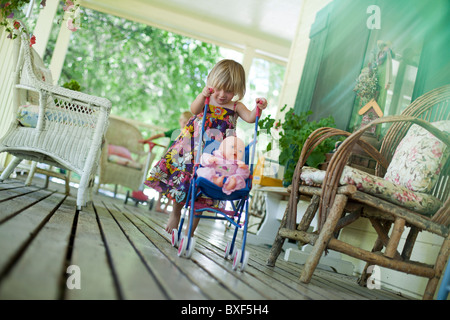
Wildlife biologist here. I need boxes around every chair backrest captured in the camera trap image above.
[377,84,450,203]
[105,117,145,157]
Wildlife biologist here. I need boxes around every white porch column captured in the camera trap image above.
[49,15,72,84]
[33,0,59,58]
[242,45,255,81]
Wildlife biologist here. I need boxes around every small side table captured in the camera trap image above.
[247,186,313,249]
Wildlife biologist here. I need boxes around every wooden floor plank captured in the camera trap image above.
[0,187,54,223]
[94,204,168,299]
[0,193,74,299]
[103,201,208,300]
[124,209,239,300]
[141,211,274,299]
[0,180,29,190]
[145,211,322,299]
[0,192,66,276]
[194,225,342,300]
[0,175,416,300]
[64,203,118,300]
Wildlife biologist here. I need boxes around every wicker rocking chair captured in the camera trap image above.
[267,84,450,300]
[0,23,111,209]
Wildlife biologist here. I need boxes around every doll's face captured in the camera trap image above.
[220,136,245,161]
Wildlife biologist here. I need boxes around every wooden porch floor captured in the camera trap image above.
[0,176,413,301]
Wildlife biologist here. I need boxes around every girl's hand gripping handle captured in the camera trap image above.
[255,98,267,118]
[204,87,214,105]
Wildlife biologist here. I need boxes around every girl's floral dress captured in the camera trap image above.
[144,103,238,205]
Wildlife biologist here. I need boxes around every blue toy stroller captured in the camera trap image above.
[171,96,261,272]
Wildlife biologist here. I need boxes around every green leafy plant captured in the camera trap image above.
[259,105,337,186]
[62,79,81,91]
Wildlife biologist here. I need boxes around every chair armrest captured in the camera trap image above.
[37,81,111,111]
[286,126,389,229]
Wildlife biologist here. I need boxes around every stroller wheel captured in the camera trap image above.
[171,229,179,247]
[232,249,242,270]
[224,241,235,260]
[185,237,196,258]
[177,236,187,257]
[224,242,230,259]
[240,250,249,272]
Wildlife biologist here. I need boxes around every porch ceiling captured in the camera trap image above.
[79,0,304,62]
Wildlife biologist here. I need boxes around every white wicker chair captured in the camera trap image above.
[0,24,111,209]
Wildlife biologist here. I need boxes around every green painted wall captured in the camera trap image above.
[294,0,450,132]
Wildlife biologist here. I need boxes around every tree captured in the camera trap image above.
[46,7,221,129]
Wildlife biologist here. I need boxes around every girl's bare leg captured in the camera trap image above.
[186,212,202,238]
[165,201,183,233]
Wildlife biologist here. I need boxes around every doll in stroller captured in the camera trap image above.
[171,98,261,272]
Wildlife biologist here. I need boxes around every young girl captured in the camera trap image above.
[140,111,192,213]
[144,59,267,235]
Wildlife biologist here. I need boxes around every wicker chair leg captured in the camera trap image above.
[423,236,450,300]
[64,171,71,196]
[0,156,22,181]
[300,194,348,283]
[267,205,289,267]
[297,195,320,233]
[25,162,37,186]
[401,227,420,260]
[358,220,393,286]
[385,218,406,258]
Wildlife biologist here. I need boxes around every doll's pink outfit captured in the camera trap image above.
[197,149,250,195]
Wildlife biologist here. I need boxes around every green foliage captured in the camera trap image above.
[45,8,221,130]
[62,79,81,91]
[0,0,38,39]
[259,105,337,186]
[257,112,277,152]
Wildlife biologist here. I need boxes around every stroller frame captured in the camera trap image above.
[171,96,261,271]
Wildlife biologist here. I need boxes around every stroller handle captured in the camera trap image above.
[256,106,262,118]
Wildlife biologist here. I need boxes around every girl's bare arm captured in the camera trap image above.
[190,87,212,115]
[236,98,267,123]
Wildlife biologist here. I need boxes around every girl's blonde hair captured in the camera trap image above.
[207,59,246,100]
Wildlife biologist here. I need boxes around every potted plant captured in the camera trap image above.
[258,105,338,187]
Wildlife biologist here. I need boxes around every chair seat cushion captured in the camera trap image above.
[107,154,143,170]
[108,144,133,160]
[300,166,442,216]
[17,104,96,128]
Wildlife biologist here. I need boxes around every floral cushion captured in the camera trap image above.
[17,104,96,128]
[107,154,143,170]
[300,166,442,216]
[384,120,450,193]
[17,105,39,127]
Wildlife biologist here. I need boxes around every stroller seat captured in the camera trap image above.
[195,177,251,201]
